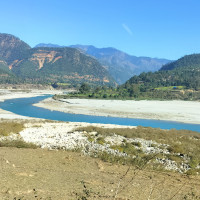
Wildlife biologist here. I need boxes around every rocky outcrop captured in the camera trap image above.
[30,50,62,69]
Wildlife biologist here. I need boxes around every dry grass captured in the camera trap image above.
[0,139,37,149]
[76,126,200,153]
[0,121,37,149]
[0,122,24,137]
[76,126,200,173]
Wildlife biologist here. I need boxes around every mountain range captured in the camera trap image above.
[119,53,200,99]
[1,33,199,100]
[0,34,114,86]
[126,53,200,89]
[0,34,171,86]
[73,53,200,100]
[36,43,171,84]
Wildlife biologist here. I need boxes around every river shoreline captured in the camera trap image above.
[0,89,61,120]
[0,89,135,129]
[0,89,200,125]
[34,97,200,125]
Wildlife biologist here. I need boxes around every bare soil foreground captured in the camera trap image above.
[0,119,200,199]
[0,90,200,199]
[0,147,200,200]
[35,98,200,124]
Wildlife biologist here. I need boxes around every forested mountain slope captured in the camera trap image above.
[35,43,171,84]
[68,54,200,100]
[71,45,171,84]
[0,34,115,86]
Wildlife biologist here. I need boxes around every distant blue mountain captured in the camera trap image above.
[70,45,171,84]
[35,43,65,48]
[35,43,171,84]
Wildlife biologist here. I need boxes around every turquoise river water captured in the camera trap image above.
[0,95,199,132]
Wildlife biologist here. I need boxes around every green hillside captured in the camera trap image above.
[0,33,116,86]
[160,54,200,71]
[118,54,200,100]
[12,47,115,86]
[36,44,171,84]
[66,54,200,100]
[0,59,18,84]
[0,33,31,64]
[0,60,10,73]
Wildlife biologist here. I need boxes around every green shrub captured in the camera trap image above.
[88,136,95,142]
[167,144,185,154]
[122,143,137,155]
[111,145,124,152]
[96,137,105,145]
[131,141,142,147]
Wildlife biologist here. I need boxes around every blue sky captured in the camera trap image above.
[0,0,200,60]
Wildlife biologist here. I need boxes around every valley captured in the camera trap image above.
[0,33,199,200]
[1,1,200,199]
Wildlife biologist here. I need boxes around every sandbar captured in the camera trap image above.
[35,97,200,124]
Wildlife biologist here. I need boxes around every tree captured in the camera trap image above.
[79,83,91,94]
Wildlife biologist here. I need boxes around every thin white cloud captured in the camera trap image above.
[122,23,133,36]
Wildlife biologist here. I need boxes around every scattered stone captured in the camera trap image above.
[1,122,193,173]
